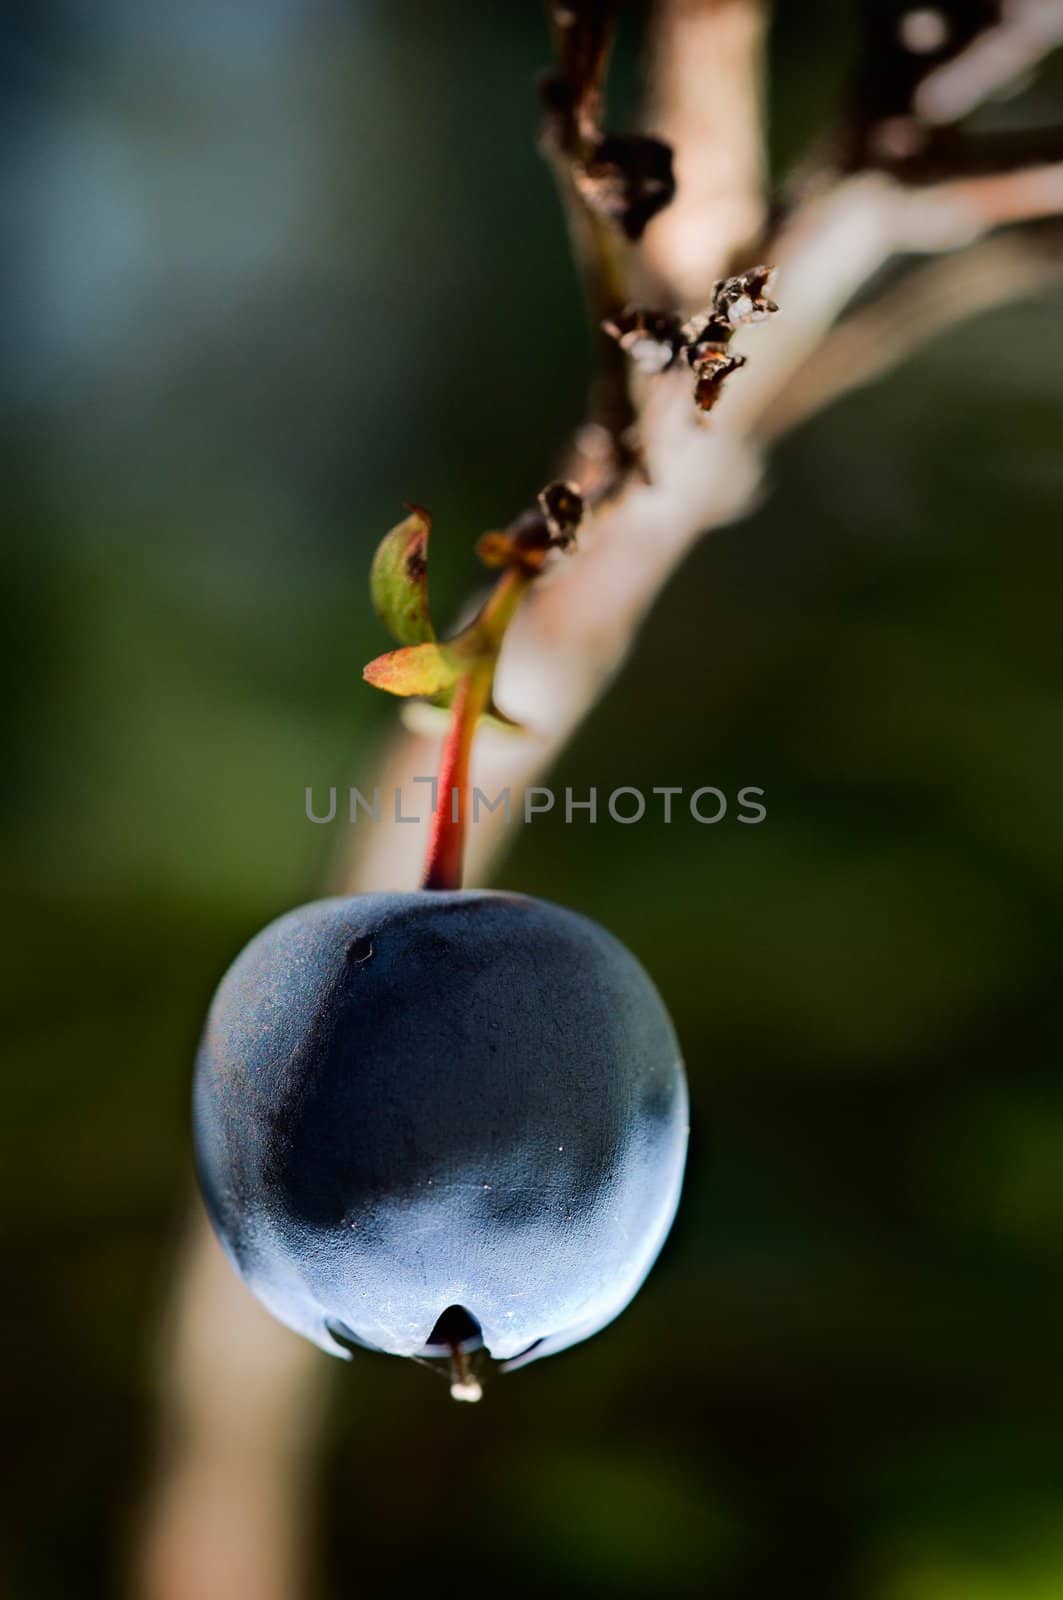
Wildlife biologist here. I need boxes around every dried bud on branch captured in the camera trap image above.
[539,480,584,546]
[604,265,778,411]
[477,481,585,573]
[709,264,779,326]
[573,132,676,241]
[600,307,684,373]
[689,348,747,413]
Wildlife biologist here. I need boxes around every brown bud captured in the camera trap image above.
[575,133,676,241]
[476,531,519,570]
[691,349,746,412]
[602,307,684,373]
[476,486,584,576]
[680,310,734,362]
[538,481,584,547]
[711,265,778,327]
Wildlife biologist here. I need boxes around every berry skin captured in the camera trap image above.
[193,890,688,1371]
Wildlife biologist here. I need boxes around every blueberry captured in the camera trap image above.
[193,890,687,1380]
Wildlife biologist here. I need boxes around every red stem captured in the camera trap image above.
[421,668,490,892]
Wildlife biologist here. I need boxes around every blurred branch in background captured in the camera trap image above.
[765,221,1063,437]
[135,1214,322,1600]
[137,3,1063,1595]
[538,0,675,481]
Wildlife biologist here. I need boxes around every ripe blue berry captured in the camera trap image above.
[193,890,687,1379]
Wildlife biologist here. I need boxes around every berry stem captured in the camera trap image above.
[421,664,492,892]
[476,565,530,648]
[421,567,529,893]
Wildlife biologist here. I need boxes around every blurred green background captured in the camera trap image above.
[3,2,1062,1596]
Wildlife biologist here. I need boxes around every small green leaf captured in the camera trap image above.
[363,642,459,698]
[370,504,435,645]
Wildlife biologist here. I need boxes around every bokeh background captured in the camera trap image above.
[3,2,1062,1596]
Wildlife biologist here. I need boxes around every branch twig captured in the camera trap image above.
[764,224,1063,438]
[539,0,676,480]
[842,0,1063,171]
[336,159,1063,904]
